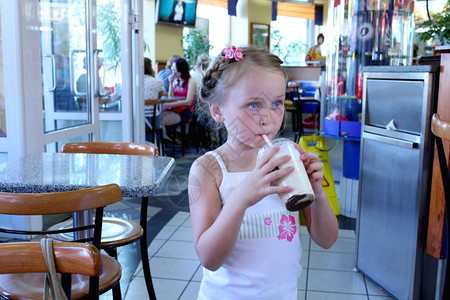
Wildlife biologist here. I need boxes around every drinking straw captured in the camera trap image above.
[262,134,274,147]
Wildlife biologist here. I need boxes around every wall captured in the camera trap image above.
[247,0,272,44]
[144,0,328,65]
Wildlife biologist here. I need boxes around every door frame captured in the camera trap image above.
[1,0,142,159]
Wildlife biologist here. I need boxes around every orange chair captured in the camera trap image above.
[0,184,123,299]
[145,98,165,155]
[431,114,450,298]
[0,241,102,299]
[50,141,159,299]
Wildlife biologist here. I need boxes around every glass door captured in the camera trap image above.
[40,0,99,152]
[39,0,134,152]
[1,0,140,156]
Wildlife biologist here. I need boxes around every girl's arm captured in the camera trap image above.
[294,144,338,249]
[189,147,294,271]
[168,74,175,97]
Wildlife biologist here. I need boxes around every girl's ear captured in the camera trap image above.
[209,103,224,123]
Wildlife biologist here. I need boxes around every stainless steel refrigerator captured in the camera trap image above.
[356,66,440,300]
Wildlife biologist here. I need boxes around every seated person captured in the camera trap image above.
[143,58,164,142]
[157,55,180,92]
[190,53,210,87]
[162,57,197,142]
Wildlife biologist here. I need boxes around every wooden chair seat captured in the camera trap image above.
[48,217,143,247]
[0,254,121,299]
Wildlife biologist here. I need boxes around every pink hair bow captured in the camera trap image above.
[223,46,243,61]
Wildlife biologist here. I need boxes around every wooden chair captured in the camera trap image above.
[145,98,164,155]
[51,141,159,299]
[0,241,102,299]
[0,184,123,299]
[431,114,450,299]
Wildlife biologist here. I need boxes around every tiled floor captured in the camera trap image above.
[98,130,394,300]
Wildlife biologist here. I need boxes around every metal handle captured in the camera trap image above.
[69,49,86,97]
[44,54,56,92]
[362,132,418,149]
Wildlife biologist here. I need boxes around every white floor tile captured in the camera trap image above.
[125,276,189,300]
[154,225,178,240]
[152,278,189,300]
[135,257,200,280]
[179,281,201,299]
[309,251,356,272]
[307,269,367,294]
[155,240,198,260]
[170,226,194,242]
[301,233,311,250]
[310,237,356,253]
[297,268,307,291]
[192,265,203,281]
[306,291,368,299]
[167,212,190,226]
[181,216,192,227]
[338,228,356,239]
[148,239,165,256]
[297,290,306,300]
[300,250,309,270]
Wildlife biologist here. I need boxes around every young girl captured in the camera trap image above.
[188,46,338,299]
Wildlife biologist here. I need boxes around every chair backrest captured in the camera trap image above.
[62,141,159,156]
[431,114,450,298]
[432,114,450,200]
[0,184,122,216]
[0,241,101,276]
[432,114,450,141]
[0,184,122,248]
[0,241,102,299]
[0,185,122,300]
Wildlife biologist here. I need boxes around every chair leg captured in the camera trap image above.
[140,196,157,300]
[110,281,122,300]
[180,122,186,156]
[104,247,118,260]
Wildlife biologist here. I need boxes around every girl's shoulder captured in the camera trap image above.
[190,152,223,184]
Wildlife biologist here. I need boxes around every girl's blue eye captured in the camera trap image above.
[273,100,283,108]
[248,102,259,109]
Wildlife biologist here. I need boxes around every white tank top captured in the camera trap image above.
[198,151,302,300]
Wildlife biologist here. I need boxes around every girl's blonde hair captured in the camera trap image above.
[198,46,286,129]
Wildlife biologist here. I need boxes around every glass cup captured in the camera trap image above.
[258,138,315,211]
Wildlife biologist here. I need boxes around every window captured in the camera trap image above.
[271,16,313,65]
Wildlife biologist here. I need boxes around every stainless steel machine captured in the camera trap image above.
[356,66,440,300]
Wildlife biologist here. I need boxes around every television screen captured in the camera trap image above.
[156,0,198,28]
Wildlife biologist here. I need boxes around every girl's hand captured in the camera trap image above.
[230,146,294,209]
[293,144,324,193]
[168,73,175,83]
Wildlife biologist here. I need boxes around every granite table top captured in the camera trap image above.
[0,152,176,197]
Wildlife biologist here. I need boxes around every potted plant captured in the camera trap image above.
[416,0,450,45]
[183,28,211,68]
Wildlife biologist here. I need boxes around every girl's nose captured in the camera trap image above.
[259,108,272,126]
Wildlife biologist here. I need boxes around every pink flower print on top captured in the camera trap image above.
[277,214,297,242]
[264,217,272,226]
